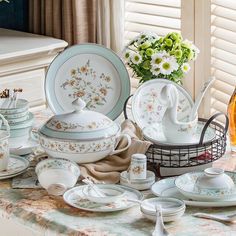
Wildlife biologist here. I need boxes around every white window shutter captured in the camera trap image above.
[210,0,236,122]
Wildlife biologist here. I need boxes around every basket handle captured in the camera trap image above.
[123,95,133,120]
[199,112,228,145]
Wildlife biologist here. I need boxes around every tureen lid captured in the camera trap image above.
[39,98,119,140]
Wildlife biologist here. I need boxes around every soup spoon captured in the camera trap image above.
[193,212,236,223]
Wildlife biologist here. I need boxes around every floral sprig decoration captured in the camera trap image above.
[124,32,199,84]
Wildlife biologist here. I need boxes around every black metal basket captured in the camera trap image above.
[124,96,228,177]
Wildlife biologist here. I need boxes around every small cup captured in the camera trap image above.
[130,153,147,180]
[0,114,10,171]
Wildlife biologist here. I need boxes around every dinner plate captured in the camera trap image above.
[132,79,193,129]
[0,155,29,179]
[45,44,130,120]
[151,178,236,207]
[143,121,216,145]
[63,185,143,212]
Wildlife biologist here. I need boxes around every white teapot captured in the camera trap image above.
[159,84,198,144]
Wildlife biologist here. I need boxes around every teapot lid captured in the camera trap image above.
[39,98,119,140]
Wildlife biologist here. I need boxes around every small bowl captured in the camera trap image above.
[35,158,80,196]
[140,197,185,222]
[195,168,234,191]
[0,99,29,114]
[82,184,125,204]
[120,170,155,190]
[3,110,29,119]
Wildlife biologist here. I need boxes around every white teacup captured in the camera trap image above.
[0,114,10,171]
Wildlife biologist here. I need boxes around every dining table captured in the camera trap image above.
[0,109,236,236]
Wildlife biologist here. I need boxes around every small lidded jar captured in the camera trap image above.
[130,153,147,180]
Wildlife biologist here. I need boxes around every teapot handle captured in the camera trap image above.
[0,114,10,133]
[199,113,228,145]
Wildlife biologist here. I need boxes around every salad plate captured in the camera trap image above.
[45,44,130,120]
[63,185,143,212]
[132,79,193,129]
[0,155,29,179]
[143,121,216,145]
[151,178,236,207]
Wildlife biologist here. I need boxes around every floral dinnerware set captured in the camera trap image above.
[0,31,231,227]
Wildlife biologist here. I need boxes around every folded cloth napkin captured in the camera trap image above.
[80,119,152,184]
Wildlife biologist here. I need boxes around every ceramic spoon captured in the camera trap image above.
[82,178,106,197]
[152,206,169,236]
[193,212,236,223]
[189,77,216,120]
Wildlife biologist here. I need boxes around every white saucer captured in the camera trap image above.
[0,155,29,180]
[143,121,216,145]
[10,139,39,156]
[151,178,236,208]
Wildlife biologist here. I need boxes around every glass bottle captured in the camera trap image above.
[228,87,236,152]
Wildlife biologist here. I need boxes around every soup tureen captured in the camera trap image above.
[38,98,131,163]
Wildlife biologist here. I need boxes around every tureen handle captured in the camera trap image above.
[72,98,86,113]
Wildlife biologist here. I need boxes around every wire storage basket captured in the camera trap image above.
[123,96,228,178]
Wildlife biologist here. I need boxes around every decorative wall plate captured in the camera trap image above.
[0,155,29,179]
[151,178,236,207]
[143,121,216,145]
[132,79,194,129]
[63,185,143,212]
[45,44,130,120]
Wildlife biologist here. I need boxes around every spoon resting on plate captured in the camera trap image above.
[189,77,216,120]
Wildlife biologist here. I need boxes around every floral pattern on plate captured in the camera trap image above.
[0,139,8,160]
[39,135,116,154]
[46,117,112,132]
[0,155,29,178]
[61,60,113,110]
[63,185,143,212]
[132,79,194,129]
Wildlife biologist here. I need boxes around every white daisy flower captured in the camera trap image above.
[151,51,169,67]
[123,50,132,62]
[160,57,179,75]
[151,65,161,76]
[131,53,142,64]
[181,63,190,73]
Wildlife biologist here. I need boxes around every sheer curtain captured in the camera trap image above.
[97,0,125,53]
[29,0,97,45]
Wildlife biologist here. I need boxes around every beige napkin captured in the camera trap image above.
[80,119,152,183]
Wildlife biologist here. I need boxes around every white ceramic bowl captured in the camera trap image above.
[120,170,155,190]
[35,158,80,196]
[140,197,185,222]
[82,184,125,204]
[195,168,234,190]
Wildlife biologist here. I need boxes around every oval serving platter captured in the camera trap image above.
[45,44,130,120]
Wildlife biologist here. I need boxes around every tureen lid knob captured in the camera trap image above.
[72,98,86,113]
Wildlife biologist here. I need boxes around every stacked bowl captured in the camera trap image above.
[0,98,34,148]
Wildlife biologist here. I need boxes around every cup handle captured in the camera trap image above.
[0,114,10,133]
[110,134,131,155]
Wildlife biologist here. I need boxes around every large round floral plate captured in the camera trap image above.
[132,79,193,129]
[63,185,143,212]
[0,155,29,179]
[45,44,130,120]
[151,177,236,207]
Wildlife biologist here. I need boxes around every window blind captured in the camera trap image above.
[124,0,182,91]
[210,0,236,119]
